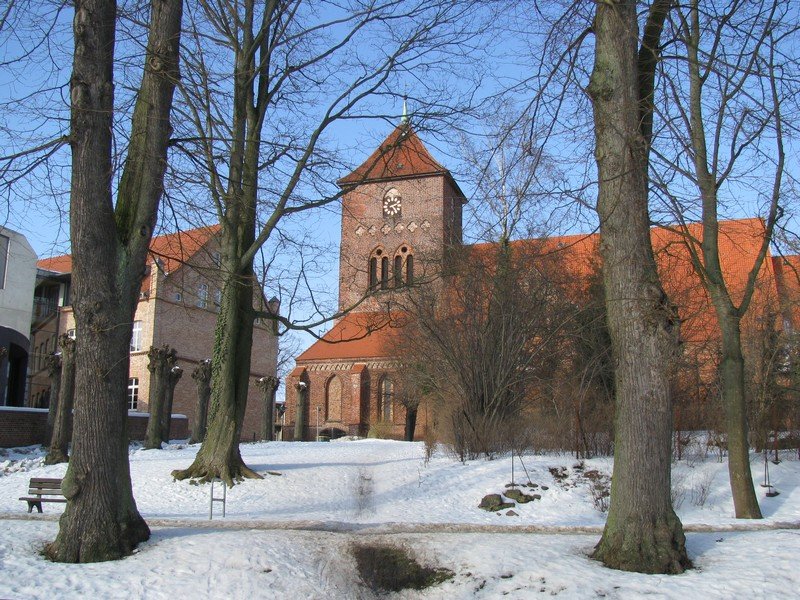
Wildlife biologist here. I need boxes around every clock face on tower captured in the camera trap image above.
[382,189,402,217]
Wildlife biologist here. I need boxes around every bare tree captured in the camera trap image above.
[396,241,572,459]
[649,0,799,519]
[43,0,183,563]
[586,0,690,574]
[169,0,487,484]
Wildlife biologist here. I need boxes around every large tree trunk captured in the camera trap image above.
[189,360,212,444]
[45,335,75,465]
[46,0,182,563]
[172,262,262,485]
[587,0,690,574]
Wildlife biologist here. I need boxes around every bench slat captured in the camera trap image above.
[29,478,63,484]
[29,483,63,490]
[19,496,67,503]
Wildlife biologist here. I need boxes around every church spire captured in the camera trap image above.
[400,95,409,125]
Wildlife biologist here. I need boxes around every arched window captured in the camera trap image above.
[326,376,342,421]
[369,257,378,289]
[393,245,414,287]
[368,247,385,291]
[394,255,403,287]
[379,377,394,422]
[380,256,389,289]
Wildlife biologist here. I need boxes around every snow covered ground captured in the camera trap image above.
[1,438,798,598]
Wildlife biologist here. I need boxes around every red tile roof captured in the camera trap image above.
[773,253,800,329]
[295,218,787,362]
[296,312,410,362]
[338,125,448,186]
[37,224,221,292]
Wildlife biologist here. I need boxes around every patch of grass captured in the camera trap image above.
[352,543,454,593]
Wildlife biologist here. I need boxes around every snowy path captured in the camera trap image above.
[2,511,799,535]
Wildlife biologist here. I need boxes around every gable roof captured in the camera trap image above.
[338,125,451,187]
[296,312,410,362]
[37,224,221,292]
[294,218,787,364]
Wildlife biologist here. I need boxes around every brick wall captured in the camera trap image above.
[0,407,188,448]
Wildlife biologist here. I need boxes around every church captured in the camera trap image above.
[285,121,800,442]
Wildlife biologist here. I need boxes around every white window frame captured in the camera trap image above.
[130,320,143,352]
[127,377,139,411]
[197,283,209,309]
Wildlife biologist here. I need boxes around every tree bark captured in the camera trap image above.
[257,376,279,441]
[162,364,183,443]
[587,0,690,574]
[45,335,75,465]
[46,0,182,563]
[189,359,212,444]
[45,352,63,442]
[716,310,762,517]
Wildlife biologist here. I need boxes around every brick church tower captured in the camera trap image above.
[286,122,466,440]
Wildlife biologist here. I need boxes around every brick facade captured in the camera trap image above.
[288,125,462,440]
[0,407,188,448]
[25,227,279,443]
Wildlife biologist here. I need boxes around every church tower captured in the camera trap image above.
[287,123,465,442]
[337,123,466,311]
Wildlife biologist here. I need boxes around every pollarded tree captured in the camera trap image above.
[44,334,75,466]
[587,0,691,574]
[43,0,184,563]
[189,359,212,444]
[170,0,488,485]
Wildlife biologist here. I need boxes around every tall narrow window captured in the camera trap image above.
[406,254,414,284]
[214,288,222,310]
[379,377,394,422]
[127,377,139,410]
[380,257,389,289]
[368,257,378,290]
[394,255,403,287]
[130,320,143,352]
[197,283,209,308]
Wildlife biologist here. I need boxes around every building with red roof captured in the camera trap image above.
[287,124,799,441]
[28,225,279,442]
